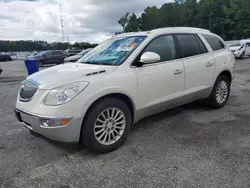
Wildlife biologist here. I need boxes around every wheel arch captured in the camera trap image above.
[217,70,232,84]
[79,92,136,142]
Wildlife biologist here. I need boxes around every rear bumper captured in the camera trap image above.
[14,108,83,142]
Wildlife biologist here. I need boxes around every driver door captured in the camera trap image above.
[135,35,185,117]
[43,51,53,64]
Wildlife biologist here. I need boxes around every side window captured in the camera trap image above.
[196,35,208,54]
[143,35,177,62]
[176,34,202,58]
[53,51,63,55]
[246,43,250,47]
[202,34,225,51]
[45,51,52,56]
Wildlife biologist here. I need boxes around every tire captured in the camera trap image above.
[205,75,231,109]
[38,60,44,67]
[81,97,132,154]
[240,51,245,59]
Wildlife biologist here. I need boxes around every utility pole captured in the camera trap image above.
[60,4,64,42]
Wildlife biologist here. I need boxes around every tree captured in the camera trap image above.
[124,13,141,32]
[118,12,130,32]
[117,0,250,40]
[141,6,161,31]
[0,40,97,52]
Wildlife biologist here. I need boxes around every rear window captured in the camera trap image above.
[202,34,225,51]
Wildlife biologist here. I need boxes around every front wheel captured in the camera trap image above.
[240,51,245,59]
[38,60,44,67]
[205,75,230,109]
[81,97,132,154]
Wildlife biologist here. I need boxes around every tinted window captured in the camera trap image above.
[45,51,52,56]
[176,34,201,58]
[143,35,176,62]
[202,34,225,51]
[53,51,63,55]
[196,35,208,53]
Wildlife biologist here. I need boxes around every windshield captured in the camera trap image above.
[229,43,241,47]
[37,51,47,56]
[77,36,147,65]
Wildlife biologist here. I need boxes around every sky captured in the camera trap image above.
[0,0,172,44]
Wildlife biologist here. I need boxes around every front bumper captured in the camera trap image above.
[233,51,242,57]
[14,108,83,142]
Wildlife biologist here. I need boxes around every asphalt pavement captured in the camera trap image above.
[0,59,250,188]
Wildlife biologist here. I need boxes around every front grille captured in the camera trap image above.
[19,80,39,102]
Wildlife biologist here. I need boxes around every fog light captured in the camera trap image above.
[41,118,71,127]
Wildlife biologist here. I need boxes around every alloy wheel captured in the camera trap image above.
[94,107,126,145]
[215,80,228,104]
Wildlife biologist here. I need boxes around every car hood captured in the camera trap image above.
[64,55,81,62]
[229,46,241,51]
[26,63,117,89]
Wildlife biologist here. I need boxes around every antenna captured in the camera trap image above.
[60,4,64,42]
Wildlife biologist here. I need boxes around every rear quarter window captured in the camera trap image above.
[202,34,225,51]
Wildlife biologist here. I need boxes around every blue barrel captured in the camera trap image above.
[24,60,39,75]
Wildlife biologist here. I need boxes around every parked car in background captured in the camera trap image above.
[64,48,93,63]
[229,40,250,59]
[26,52,39,58]
[15,27,235,154]
[25,50,67,67]
[65,49,82,57]
[0,54,12,62]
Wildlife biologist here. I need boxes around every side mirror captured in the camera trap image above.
[139,52,160,64]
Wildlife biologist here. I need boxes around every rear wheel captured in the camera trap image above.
[81,97,132,154]
[205,75,230,109]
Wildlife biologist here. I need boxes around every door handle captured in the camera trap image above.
[206,62,214,67]
[173,69,183,75]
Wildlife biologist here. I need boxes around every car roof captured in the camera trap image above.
[114,27,211,38]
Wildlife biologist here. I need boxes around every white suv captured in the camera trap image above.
[15,27,235,154]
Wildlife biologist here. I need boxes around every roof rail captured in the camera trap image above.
[151,27,211,33]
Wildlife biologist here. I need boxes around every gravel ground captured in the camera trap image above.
[0,59,250,188]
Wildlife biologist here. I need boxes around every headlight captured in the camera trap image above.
[44,82,89,106]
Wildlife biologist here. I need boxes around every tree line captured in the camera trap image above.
[117,0,250,40]
[0,40,98,52]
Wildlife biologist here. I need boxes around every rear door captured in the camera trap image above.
[175,34,215,100]
[52,51,64,64]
